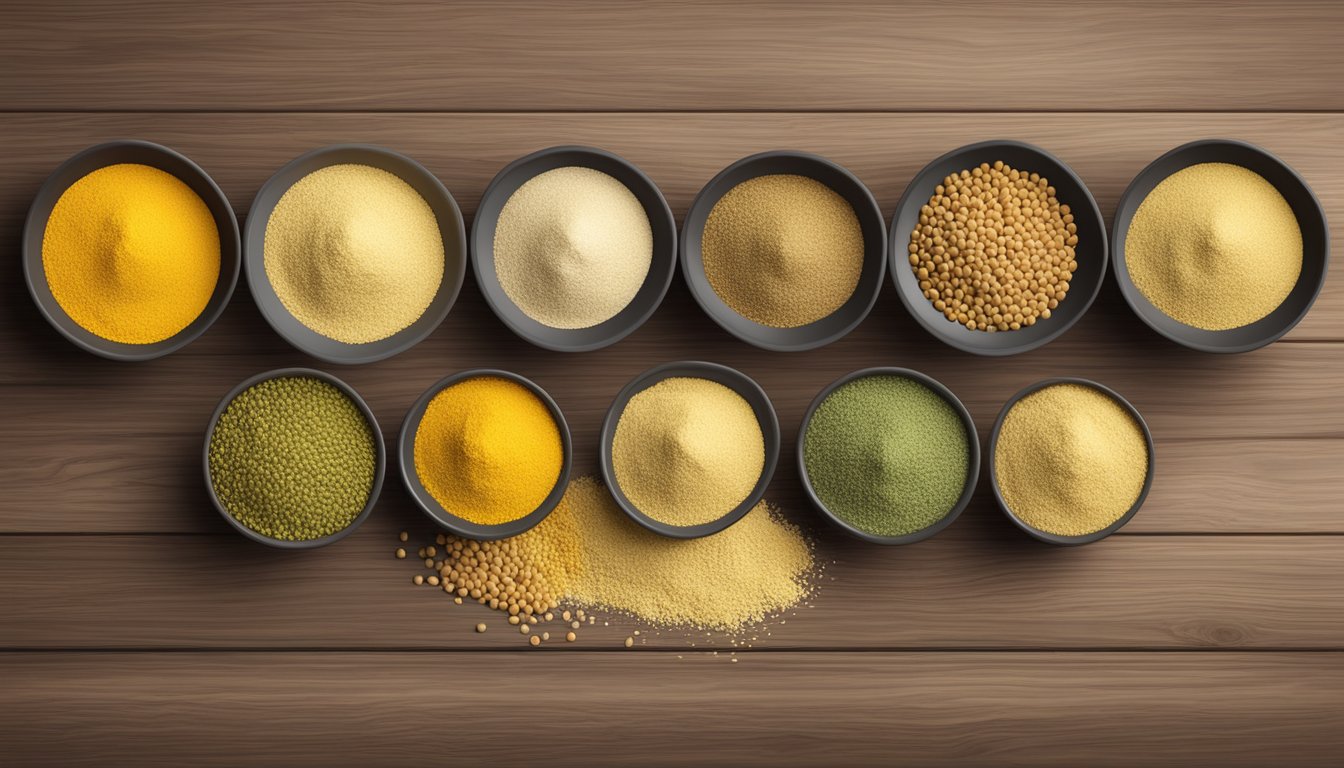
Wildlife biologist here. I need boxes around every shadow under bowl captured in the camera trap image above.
[680,150,888,352]
[889,139,1107,356]
[399,369,573,541]
[1110,139,1329,353]
[245,144,467,365]
[600,360,781,539]
[987,377,1155,545]
[471,145,677,352]
[23,139,241,361]
[797,367,980,545]
[202,367,386,549]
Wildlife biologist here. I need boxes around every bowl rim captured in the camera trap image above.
[679,149,888,352]
[1109,137,1330,354]
[202,367,387,549]
[469,144,678,352]
[888,138,1108,356]
[986,376,1156,546]
[398,368,573,541]
[244,143,467,365]
[796,367,981,545]
[599,360,781,538]
[22,139,242,361]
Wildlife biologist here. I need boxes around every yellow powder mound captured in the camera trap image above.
[1125,162,1301,331]
[994,384,1149,537]
[413,376,563,526]
[42,163,220,344]
[561,477,814,631]
[611,377,764,527]
[264,163,444,344]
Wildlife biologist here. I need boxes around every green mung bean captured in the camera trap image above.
[208,376,376,541]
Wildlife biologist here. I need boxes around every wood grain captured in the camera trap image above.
[4,1,1343,111]
[4,530,1341,649]
[4,652,1342,767]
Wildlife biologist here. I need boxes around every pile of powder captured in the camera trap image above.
[994,383,1149,537]
[701,174,863,328]
[908,161,1076,332]
[611,377,764,527]
[1124,162,1302,330]
[413,375,563,526]
[264,164,444,344]
[803,374,970,537]
[208,376,376,541]
[493,166,652,329]
[42,163,220,344]
[404,476,814,634]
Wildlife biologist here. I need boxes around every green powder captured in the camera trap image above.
[803,374,969,537]
[208,376,377,541]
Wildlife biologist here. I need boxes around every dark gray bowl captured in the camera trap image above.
[797,367,980,545]
[470,145,677,352]
[600,361,781,538]
[245,144,467,365]
[988,377,1155,546]
[399,369,573,541]
[889,140,1107,356]
[203,367,386,549]
[680,151,887,352]
[1111,139,1329,353]
[22,140,241,361]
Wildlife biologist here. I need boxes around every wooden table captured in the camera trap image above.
[3,2,1342,765]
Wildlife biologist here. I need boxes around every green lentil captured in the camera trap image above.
[208,376,376,541]
[803,375,969,537]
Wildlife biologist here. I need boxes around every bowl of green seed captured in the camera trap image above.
[798,367,979,545]
[203,368,385,548]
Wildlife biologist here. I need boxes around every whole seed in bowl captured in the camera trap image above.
[208,376,377,541]
[908,161,1077,332]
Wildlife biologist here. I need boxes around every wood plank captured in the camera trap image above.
[3,651,1342,767]
[3,531,1341,649]
[1,111,1339,345]
[3,1,1342,111]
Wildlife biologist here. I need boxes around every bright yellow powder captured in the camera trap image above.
[264,164,444,344]
[413,376,563,526]
[1125,162,1302,331]
[612,377,765,527]
[41,163,220,344]
[994,383,1149,537]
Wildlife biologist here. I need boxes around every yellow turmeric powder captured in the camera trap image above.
[413,376,563,525]
[41,163,220,344]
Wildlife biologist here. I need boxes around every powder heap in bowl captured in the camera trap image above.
[702,174,863,328]
[264,164,444,344]
[42,163,221,344]
[493,166,653,329]
[208,376,377,541]
[993,383,1149,537]
[404,476,814,636]
[413,376,564,526]
[908,161,1076,332]
[612,377,765,528]
[1124,162,1302,331]
[803,374,970,537]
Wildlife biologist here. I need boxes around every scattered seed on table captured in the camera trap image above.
[412,575,423,585]
[475,623,487,633]
[571,621,581,630]
[427,576,440,586]
[520,624,530,635]
[566,632,577,642]
[398,531,408,542]
[508,615,520,625]
[530,635,541,646]
[395,548,406,559]
[624,637,634,648]
[562,610,571,621]
[542,632,550,641]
